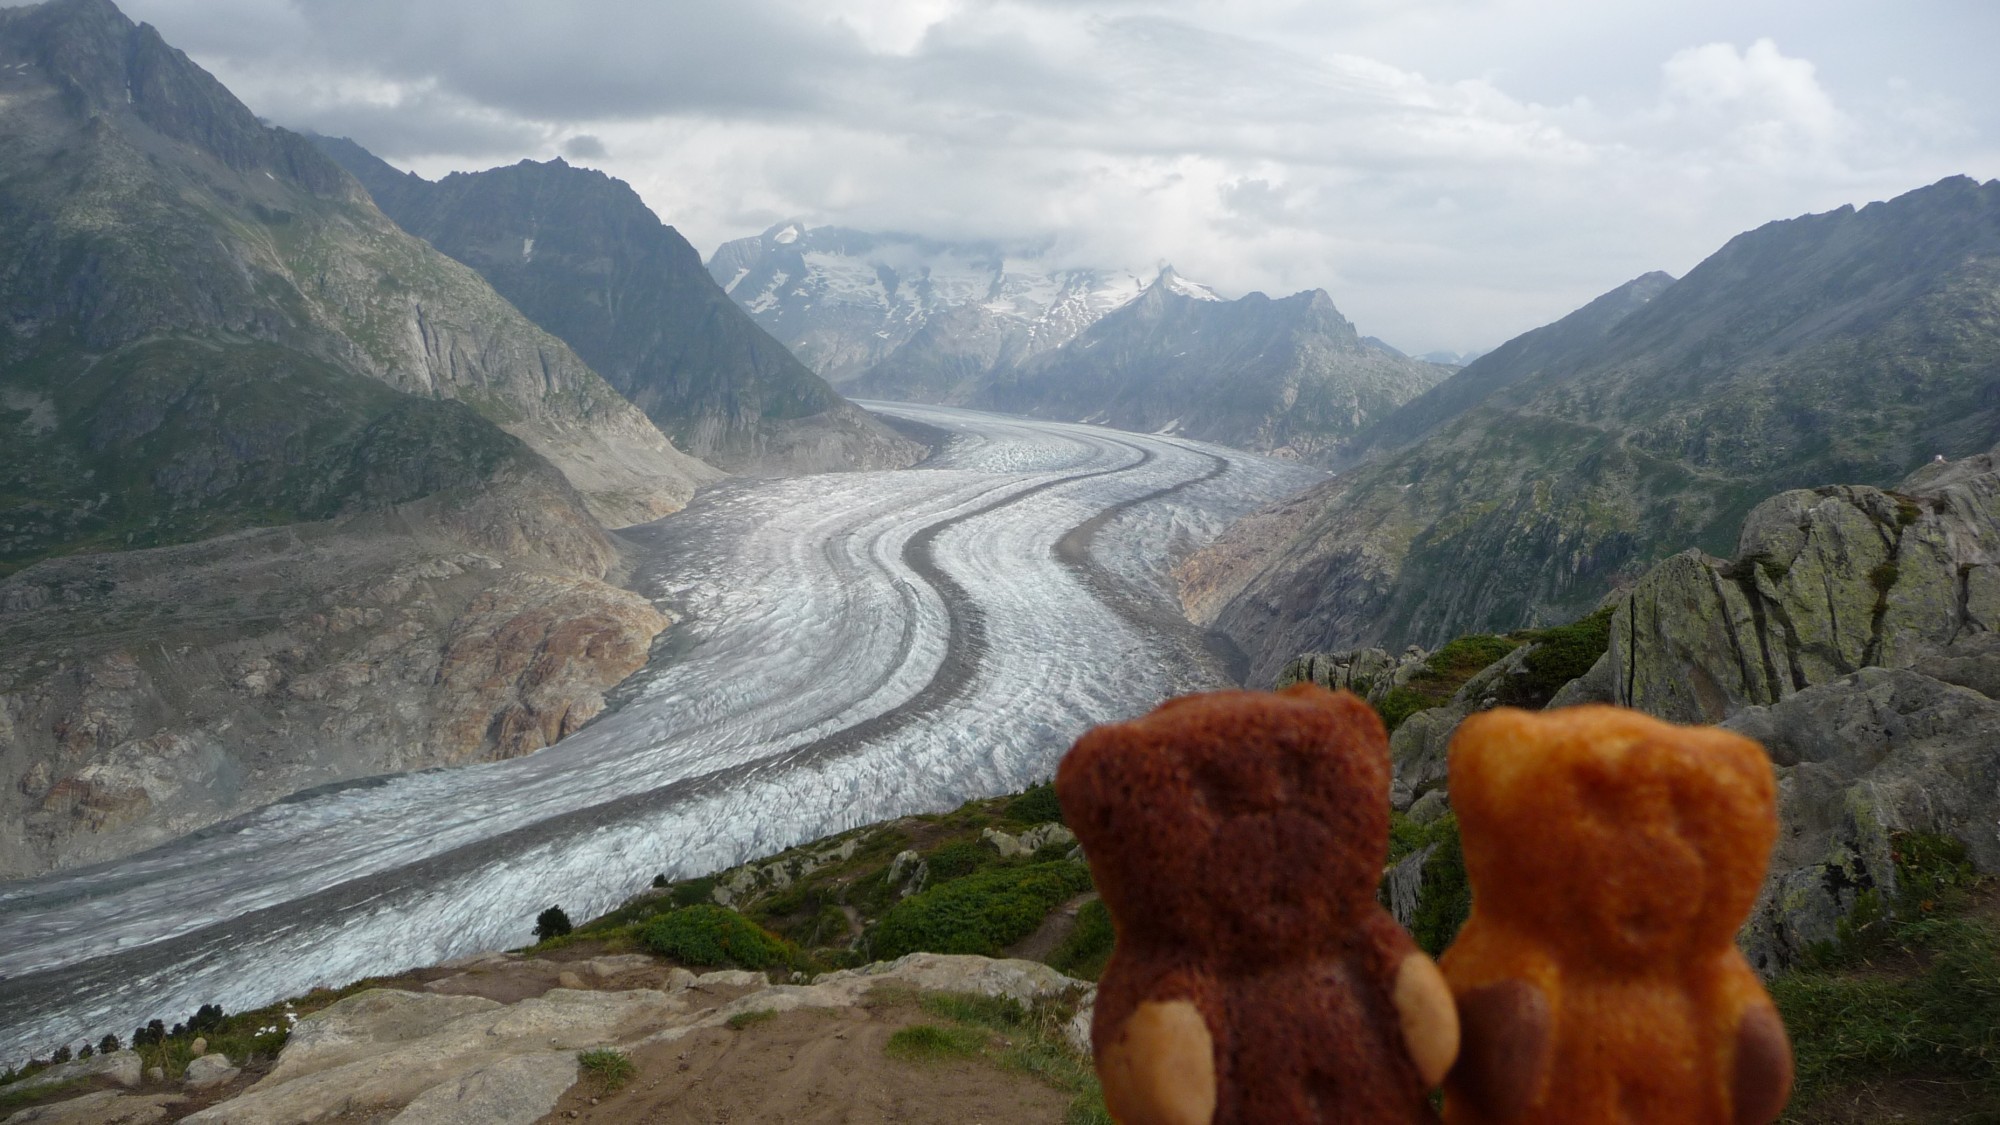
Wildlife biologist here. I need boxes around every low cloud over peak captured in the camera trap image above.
[98,0,2000,354]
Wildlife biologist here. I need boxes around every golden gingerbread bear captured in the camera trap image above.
[1058,684,1459,1124]
[1439,704,1793,1124]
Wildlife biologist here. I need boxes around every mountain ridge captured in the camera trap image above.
[314,140,923,475]
[1185,175,2000,685]
[856,268,1452,462]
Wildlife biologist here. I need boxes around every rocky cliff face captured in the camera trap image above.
[953,271,1449,461]
[0,0,717,541]
[0,0,702,875]
[314,141,922,476]
[1191,177,2000,684]
[1335,446,2000,975]
[0,462,673,878]
[1583,446,2000,970]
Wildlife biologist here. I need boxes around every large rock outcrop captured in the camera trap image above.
[1368,446,2000,973]
[159,953,1086,1125]
[1606,450,2000,723]
[1581,445,2000,968]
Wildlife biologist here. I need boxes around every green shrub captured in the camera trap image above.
[1381,813,1470,956]
[920,991,1029,1030]
[1427,634,1516,678]
[1377,687,1430,732]
[641,906,792,970]
[923,839,993,883]
[1371,634,1523,731]
[1047,899,1115,981]
[1509,607,1614,708]
[577,1048,634,1091]
[885,1024,986,1061]
[670,877,717,907]
[726,1008,779,1030]
[874,861,1094,960]
[534,906,573,942]
[786,904,852,949]
[1006,783,1065,825]
[1408,818,1470,955]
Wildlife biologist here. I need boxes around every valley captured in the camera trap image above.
[0,403,1320,1062]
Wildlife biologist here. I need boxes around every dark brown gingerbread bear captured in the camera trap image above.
[1058,683,1458,1124]
[1440,705,1793,1124]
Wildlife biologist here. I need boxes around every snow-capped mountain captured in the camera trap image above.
[706,222,1197,385]
[968,271,1453,462]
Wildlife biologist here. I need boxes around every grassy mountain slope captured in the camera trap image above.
[1192,177,2000,684]
[0,0,715,561]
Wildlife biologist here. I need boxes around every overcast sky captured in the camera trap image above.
[66,0,2000,353]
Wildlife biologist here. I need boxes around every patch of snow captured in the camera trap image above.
[723,267,749,294]
[1162,272,1223,302]
[522,238,535,263]
[772,224,801,245]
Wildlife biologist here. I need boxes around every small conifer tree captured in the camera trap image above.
[535,905,574,942]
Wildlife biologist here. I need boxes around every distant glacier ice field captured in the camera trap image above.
[0,403,1322,1062]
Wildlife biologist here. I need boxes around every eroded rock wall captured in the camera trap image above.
[0,472,670,878]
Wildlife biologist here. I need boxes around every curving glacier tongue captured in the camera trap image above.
[0,403,1322,1061]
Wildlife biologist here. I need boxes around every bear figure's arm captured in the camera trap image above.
[1730,1001,1793,1125]
[1099,998,1216,1125]
[1393,950,1460,1087]
[1445,978,1554,1121]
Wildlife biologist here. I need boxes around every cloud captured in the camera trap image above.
[103,0,2000,354]
[562,134,609,160]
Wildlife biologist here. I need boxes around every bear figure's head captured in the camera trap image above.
[1448,704,1777,970]
[1057,684,1390,968]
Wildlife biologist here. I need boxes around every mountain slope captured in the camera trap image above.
[708,223,1153,384]
[0,0,715,551]
[315,140,921,474]
[1337,271,1676,465]
[959,270,1451,460]
[1186,177,2000,684]
[0,0,698,874]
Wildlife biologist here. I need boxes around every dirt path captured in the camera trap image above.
[539,1004,1070,1124]
[1004,893,1098,964]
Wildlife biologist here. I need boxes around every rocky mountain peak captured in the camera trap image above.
[2,0,350,197]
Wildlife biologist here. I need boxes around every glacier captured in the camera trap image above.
[0,403,1322,1063]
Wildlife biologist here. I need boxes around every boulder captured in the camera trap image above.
[1277,645,1428,706]
[0,1090,183,1124]
[979,828,1028,859]
[7,1050,142,1093]
[386,1051,576,1125]
[1726,666,2000,972]
[1387,643,1536,808]
[812,953,1084,1005]
[181,1055,237,1090]
[1406,790,1449,826]
[1601,452,2000,725]
[182,987,682,1124]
